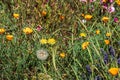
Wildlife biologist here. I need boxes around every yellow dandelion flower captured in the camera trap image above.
[104,40,110,45]
[40,39,47,44]
[41,10,47,16]
[80,33,86,37]
[60,52,66,58]
[108,68,119,76]
[47,38,56,45]
[102,17,109,22]
[96,30,100,34]
[84,15,92,20]
[106,32,111,37]
[6,34,13,41]
[13,13,19,19]
[82,42,90,50]
[23,27,33,34]
[0,28,5,34]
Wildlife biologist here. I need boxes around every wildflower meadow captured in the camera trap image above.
[0,0,120,80]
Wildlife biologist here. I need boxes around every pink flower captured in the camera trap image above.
[36,25,42,31]
[90,0,96,2]
[114,17,119,23]
[108,5,115,13]
[109,0,114,3]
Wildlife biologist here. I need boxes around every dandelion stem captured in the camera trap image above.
[42,63,47,73]
[51,47,57,71]
[72,25,74,46]
[51,47,63,79]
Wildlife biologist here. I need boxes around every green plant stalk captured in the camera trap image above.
[51,47,63,80]
[87,47,93,64]
[76,17,89,33]
[42,63,47,73]
[71,65,79,80]
[51,47,57,71]
[72,25,74,46]
[74,59,85,73]
[87,47,94,78]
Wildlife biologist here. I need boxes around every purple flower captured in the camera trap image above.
[95,75,102,80]
[114,17,119,23]
[102,4,108,10]
[100,48,109,64]
[100,48,106,55]
[86,65,92,74]
[108,46,115,57]
[118,58,120,65]
[36,25,42,31]
[104,53,109,64]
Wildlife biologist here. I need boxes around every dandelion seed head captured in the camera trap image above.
[36,49,49,60]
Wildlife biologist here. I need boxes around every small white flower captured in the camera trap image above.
[79,0,87,2]
[82,19,86,23]
[36,49,49,60]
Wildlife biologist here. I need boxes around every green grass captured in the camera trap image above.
[0,0,120,80]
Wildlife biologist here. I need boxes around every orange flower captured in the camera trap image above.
[6,35,13,41]
[104,40,110,45]
[96,30,100,34]
[84,15,92,20]
[102,0,108,3]
[106,32,111,37]
[13,13,19,19]
[116,0,120,6]
[59,15,65,20]
[108,68,119,76]
[81,13,85,17]
[102,17,109,22]
[23,27,33,34]
[82,42,90,50]
[0,28,5,34]
[41,10,47,16]
[60,52,66,58]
